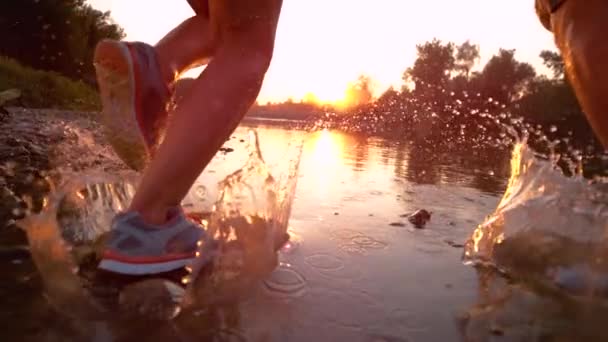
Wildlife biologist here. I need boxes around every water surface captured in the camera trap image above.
[3,121,607,341]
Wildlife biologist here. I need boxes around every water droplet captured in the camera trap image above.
[279,232,301,254]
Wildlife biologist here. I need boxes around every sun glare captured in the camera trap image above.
[303,129,345,198]
[88,0,555,104]
[310,129,343,167]
[304,87,347,106]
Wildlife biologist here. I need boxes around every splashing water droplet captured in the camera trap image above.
[463,143,608,295]
[182,129,303,307]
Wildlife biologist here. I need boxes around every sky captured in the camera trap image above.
[89,0,557,104]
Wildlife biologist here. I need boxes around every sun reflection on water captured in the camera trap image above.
[303,129,346,199]
[310,129,344,167]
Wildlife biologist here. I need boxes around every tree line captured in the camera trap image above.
[329,39,600,154]
[0,0,124,84]
[0,1,600,155]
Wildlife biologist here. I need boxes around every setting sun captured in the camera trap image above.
[89,0,555,104]
[303,76,375,109]
[304,86,347,106]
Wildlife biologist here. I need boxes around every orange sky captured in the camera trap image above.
[89,0,557,104]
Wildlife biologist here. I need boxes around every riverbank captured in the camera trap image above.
[0,108,124,245]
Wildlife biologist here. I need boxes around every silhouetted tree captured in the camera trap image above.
[514,51,597,148]
[248,38,601,152]
[479,49,536,104]
[455,40,480,78]
[539,50,565,80]
[377,86,399,106]
[403,39,455,92]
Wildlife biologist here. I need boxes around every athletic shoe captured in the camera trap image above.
[98,209,215,275]
[550,264,608,297]
[93,39,171,171]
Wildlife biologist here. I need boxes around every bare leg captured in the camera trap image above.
[155,15,217,86]
[543,0,608,147]
[128,1,282,224]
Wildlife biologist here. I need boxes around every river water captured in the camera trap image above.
[3,119,608,341]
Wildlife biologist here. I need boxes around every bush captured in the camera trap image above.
[0,56,100,111]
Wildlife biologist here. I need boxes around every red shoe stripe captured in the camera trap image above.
[102,250,195,264]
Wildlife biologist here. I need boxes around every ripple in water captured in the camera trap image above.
[194,185,207,200]
[304,252,364,281]
[330,229,388,255]
[313,288,385,330]
[262,263,307,298]
[305,253,345,272]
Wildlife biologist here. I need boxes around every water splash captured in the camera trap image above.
[16,129,303,320]
[15,172,138,320]
[463,141,608,298]
[182,130,303,309]
[318,86,608,297]
[118,279,185,320]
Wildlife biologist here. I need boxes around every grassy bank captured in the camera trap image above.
[0,56,100,111]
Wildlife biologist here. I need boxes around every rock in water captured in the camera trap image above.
[119,279,185,321]
[0,88,20,105]
[408,209,431,228]
[0,89,20,117]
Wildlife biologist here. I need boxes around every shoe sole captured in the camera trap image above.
[94,40,149,171]
[98,258,194,275]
